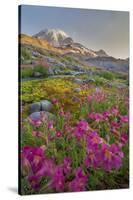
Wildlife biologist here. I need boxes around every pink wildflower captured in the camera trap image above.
[120,133,128,145]
[56,131,62,138]
[50,166,65,192]
[73,120,89,140]
[48,121,54,129]
[63,157,71,174]
[32,131,43,137]
[120,115,129,123]
[69,168,87,192]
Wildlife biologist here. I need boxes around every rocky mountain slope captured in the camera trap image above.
[33,29,103,57]
[20,29,129,73]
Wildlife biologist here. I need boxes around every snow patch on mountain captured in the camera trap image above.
[33,29,69,47]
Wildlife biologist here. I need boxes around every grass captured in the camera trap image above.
[21,65,48,79]
[21,68,33,78]
[21,46,31,62]
[33,65,48,77]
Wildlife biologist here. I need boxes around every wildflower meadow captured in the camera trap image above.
[20,77,129,194]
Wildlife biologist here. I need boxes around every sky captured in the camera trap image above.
[20,5,129,59]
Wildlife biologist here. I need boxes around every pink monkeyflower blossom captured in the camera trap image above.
[69,168,87,192]
[103,111,111,120]
[50,166,65,192]
[28,175,40,190]
[120,115,129,123]
[52,98,59,105]
[63,157,71,174]
[101,143,123,171]
[36,158,55,178]
[56,131,62,138]
[94,91,105,102]
[29,118,42,127]
[22,146,44,174]
[73,120,89,140]
[120,133,128,145]
[87,131,102,149]
[111,121,120,129]
[88,112,95,120]
[111,106,119,115]
[85,150,100,168]
[32,131,43,137]
[48,121,54,129]
[94,113,103,122]
[76,120,89,131]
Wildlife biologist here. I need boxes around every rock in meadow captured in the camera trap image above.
[72,65,82,71]
[33,71,42,77]
[41,100,53,112]
[57,62,66,68]
[29,111,56,123]
[84,78,95,84]
[48,68,55,76]
[117,84,127,89]
[30,102,41,113]
[73,79,83,84]
[74,88,81,93]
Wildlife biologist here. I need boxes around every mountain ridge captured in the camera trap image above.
[20,29,129,72]
[32,28,108,57]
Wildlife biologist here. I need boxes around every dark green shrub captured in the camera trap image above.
[21,68,33,78]
[93,76,107,86]
[21,47,31,61]
[33,65,48,77]
[99,71,114,80]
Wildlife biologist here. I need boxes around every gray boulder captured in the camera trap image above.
[41,100,53,112]
[74,72,85,76]
[73,79,83,84]
[46,57,56,63]
[33,72,42,77]
[57,62,66,68]
[83,78,95,84]
[30,102,41,113]
[53,69,58,75]
[29,111,56,123]
[64,71,72,75]
[30,100,53,113]
[74,88,81,93]
[32,51,40,57]
[117,84,127,89]
[48,68,55,76]
[72,65,82,71]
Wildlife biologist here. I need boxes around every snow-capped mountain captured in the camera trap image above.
[20,28,128,72]
[33,29,107,57]
[20,32,129,72]
[33,29,70,47]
